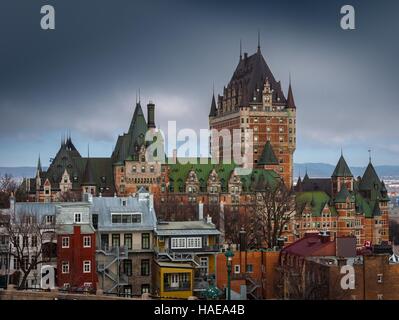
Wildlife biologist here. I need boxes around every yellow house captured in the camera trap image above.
[153,220,221,298]
[153,262,194,299]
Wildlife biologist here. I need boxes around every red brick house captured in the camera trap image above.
[57,225,97,291]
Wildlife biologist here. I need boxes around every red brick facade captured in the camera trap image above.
[56,226,97,290]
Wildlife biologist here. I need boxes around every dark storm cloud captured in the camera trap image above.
[0,0,398,166]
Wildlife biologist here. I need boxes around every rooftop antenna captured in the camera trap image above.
[136,90,138,104]
[139,88,141,103]
[341,147,343,157]
[257,29,261,52]
[240,39,242,59]
[368,148,372,163]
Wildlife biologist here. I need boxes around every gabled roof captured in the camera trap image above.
[296,191,337,217]
[281,233,336,257]
[209,93,217,117]
[258,141,278,165]
[166,158,280,193]
[332,155,353,177]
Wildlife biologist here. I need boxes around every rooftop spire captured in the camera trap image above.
[240,39,242,60]
[286,75,296,109]
[82,144,95,186]
[257,29,261,52]
[37,154,42,173]
[368,148,372,163]
[209,91,217,117]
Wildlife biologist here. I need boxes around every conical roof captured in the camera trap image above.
[209,94,217,117]
[37,155,42,173]
[258,141,278,165]
[359,162,381,191]
[332,155,353,177]
[286,83,296,108]
[82,157,96,186]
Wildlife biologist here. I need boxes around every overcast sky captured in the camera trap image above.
[0,0,398,167]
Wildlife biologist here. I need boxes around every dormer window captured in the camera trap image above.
[101,176,106,183]
[132,166,136,173]
[45,215,54,225]
[73,176,78,182]
[74,213,81,223]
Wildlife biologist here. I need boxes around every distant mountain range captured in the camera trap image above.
[2,164,399,180]
[294,163,399,179]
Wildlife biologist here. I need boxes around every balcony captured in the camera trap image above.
[154,245,220,254]
[97,245,128,258]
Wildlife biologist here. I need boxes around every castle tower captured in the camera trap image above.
[331,154,354,197]
[209,41,296,185]
[81,148,96,195]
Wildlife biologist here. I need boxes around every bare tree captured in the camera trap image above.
[0,174,19,209]
[249,178,296,248]
[58,190,82,202]
[6,213,56,289]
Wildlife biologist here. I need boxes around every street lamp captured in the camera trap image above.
[224,246,234,300]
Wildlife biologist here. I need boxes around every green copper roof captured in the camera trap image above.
[167,158,279,193]
[355,193,372,218]
[112,102,149,163]
[296,191,337,217]
[334,185,355,203]
[258,141,278,165]
[332,155,353,177]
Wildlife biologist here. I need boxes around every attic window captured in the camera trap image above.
[101,176,106,183]
[73,176,78,182]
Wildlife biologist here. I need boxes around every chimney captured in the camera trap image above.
[206,214,212,224]
[149,194,154,212]
[147,101,155,129]
[83,192,93,203]
[244,52,248,60]
[319,230,330,243]
[239,228,247,252]
[198,202,204,221]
